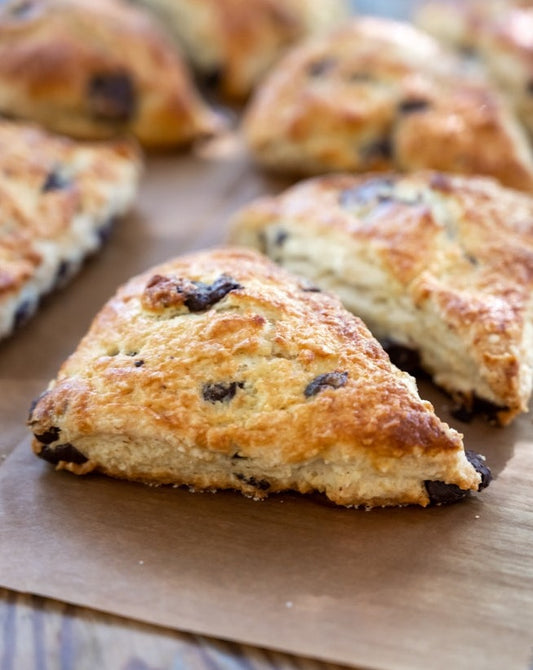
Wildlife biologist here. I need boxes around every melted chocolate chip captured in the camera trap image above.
[202,381,245,403]
[360,137,393,164]
[42,170,70,193]
[88,72,136,123]
[274,229,288,246]
[339,177,395,209]
[424,479,469,505]
[38,442,88,465]
[465,449,492,491]
[235,473,270,490]
[34,426,60,445]
[425,449,492,504]
[307,58,336,77]
[450,397,505,425]
[304,371,348,398]
[203,67,223,89]
[398,98,430,114]
[13,299,33,329]
[184,275,242,312]
[134,359,144,367]
[97,218,116,245]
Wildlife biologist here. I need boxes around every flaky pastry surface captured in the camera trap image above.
[230,172,533,424]
[28,247,483,508]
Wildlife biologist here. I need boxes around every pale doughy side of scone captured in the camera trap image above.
[0,120,141,340]
[28,248,486,508]
[242,17,533,193]
[128,0,348,98]
[0,0,222,147]
[230,172,533,424]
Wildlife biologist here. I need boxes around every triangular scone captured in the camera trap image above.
[243,16,533,193]
[416,0,533,137]
[0,119,141,341]
[128,0,348,99]
[0,0,222,147]
[28,247,490,508]
[230,171,533,425]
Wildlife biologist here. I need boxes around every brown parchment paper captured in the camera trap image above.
[1,145,533,670]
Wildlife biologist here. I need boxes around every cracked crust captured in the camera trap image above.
[243,16,533,193]
[129,0,348,99]
[28,247,484,508]
[230,171,533,424]
[0,118,141,340]
[0,0,223,147]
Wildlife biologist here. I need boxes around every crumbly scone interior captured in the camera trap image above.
[28,248,482,508]
[230,174,533,424]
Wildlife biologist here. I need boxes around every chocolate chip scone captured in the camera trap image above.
[0,119,141,341]
[243,16,533,193]
[230,172,533,425]
[0,0,222,147]
[416,0,533,138]
[28,247,491,508]
[128,0,348,99]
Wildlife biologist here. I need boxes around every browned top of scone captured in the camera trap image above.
[230,171,533,418]
[0,0,222,146]
[28,247,465,468]
[0,118,141,300]
[243,16,533,192]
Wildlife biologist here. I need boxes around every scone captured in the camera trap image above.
[0,119,141,341]
[0,0,222,147]
[27,247,490,509]
[230,172,533,425]
[242,16,533,193]
[128,0,349,99]
[416,0,533,137]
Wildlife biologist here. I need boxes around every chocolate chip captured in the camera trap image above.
[203,67,223,89]
[88,72,136,123]
[34,426,60,445]
[307,58,336,77]
[450,397,505,425]
[339,177,395,209]
[235,473,270,490]
[42,170,70,193]
[184,275,242,312]
[398,98,430,114]
[134,359,144,367]
[380,340,423,374]
[424,479,470,505]
[8,0,38,18]
[38,442,88,465]
[54,260,71,286]
[425,449,491,504]
[300,281,322,293]
[231,452,247,460]
[97,218,116,245]
[304,371,348,398]
[13,299,33,330]
[274,229,288,246]
[360,137,393,164]
[202,381,245,403]
[465,449,492,491]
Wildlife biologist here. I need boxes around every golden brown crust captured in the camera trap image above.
[28,247,481,508]
[230,171,533,423]
[0,118,141,339]
[130,0,348,99]
[416,1,533,137]
[0,0,223,147]
[243,16,533,192]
